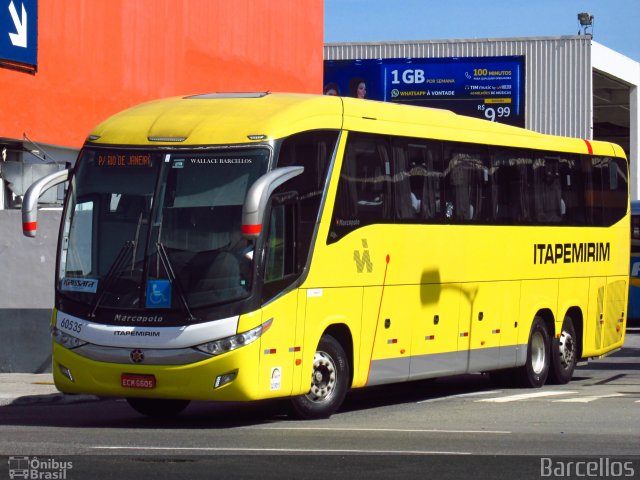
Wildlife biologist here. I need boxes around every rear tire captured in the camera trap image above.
[515,316,550,387]
[289,335,349,420]
[548,317,578,384]
[126,398,190,418]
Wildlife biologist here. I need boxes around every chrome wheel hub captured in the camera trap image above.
[306,350,337,403]
[531,330,546,375]
[558,330,576,369]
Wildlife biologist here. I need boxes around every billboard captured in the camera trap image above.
[324,56,525,127]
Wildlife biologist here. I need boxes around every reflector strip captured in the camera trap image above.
[288,346,301,352]
[23,221,37,232]
[425,335,435,341]
[460,332,469,337]
[492,329,500,334]
[261,318,274,333]
[387,339,398,344]
[242,224,262,235]
[264,348,276,355]
[583,139,593,154]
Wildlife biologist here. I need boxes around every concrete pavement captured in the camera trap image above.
[0,373,99,407]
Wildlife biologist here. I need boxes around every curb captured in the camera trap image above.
[0,393,102,407]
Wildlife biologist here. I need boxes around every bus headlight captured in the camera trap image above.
[196,318,273,356]
[51,326,87,349]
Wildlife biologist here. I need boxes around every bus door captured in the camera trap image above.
[256,200,302,398]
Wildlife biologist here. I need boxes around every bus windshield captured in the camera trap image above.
[59,148,270,312]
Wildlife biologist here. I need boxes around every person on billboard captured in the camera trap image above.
[323,82,340,96]
[349,78,367,99]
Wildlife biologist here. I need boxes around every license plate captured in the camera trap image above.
[121,373,156,389]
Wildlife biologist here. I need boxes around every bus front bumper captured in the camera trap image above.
[51,341,262,402]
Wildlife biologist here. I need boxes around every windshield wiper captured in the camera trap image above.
[156,242,197,322]
[89,240,135,318]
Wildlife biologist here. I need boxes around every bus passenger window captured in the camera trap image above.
[533,157,563,224]
[602,157,628,225]
[584,156,627,227]
[328,133,392,243]
[490,149,533,225]
[443,143,488,223]
[392,139,442,223]
[558,155,586,225]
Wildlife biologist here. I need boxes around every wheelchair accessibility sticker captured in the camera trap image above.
[146,279,172,308]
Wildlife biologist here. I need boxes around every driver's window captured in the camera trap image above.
[65,200,94,275]
[265,205,285,282]
[262,201,297,302]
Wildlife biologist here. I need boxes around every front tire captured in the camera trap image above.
[548,317,578,384]
[289,335,349,420]
[126,397,190,418]
[515,316,550,387]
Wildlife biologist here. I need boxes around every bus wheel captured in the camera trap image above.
[289,335,349,420]
[516,317,550,388]
[548,317,578,384]
[126,398,190,417]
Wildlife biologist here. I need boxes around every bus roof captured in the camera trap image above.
[87,92,625,158]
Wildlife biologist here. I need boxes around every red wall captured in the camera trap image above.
[0,0,323,148]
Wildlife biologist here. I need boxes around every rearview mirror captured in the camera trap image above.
[241,166,303,239]
[22,169,70,237]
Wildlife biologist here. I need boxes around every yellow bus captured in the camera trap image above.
[23,93,629,419]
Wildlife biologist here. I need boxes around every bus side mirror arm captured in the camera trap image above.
[22,169,70,237]
[241,166,304,239]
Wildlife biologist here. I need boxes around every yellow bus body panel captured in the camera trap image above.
[89,93,344,146]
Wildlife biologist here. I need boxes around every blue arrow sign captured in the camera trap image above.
[0,0,37,68]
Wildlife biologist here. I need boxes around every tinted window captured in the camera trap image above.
[392,138,443,222]
[442,143,490,223]
[558,154,587,225]
[326,132,628,244]
[275,129,339,269]
[329,132,392,243]
[489,149,533,224]
[601,157,628,224]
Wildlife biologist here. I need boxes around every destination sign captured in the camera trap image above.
[96,152,152,168]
